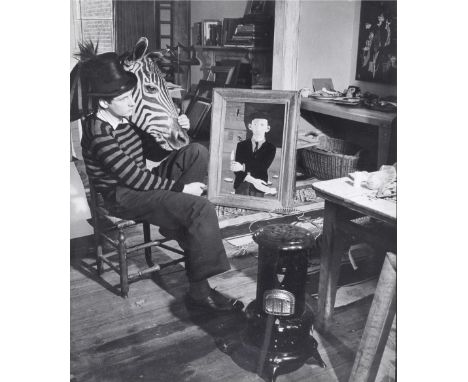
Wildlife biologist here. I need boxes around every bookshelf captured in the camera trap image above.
[194,46,272,52]
[194,45,273,89]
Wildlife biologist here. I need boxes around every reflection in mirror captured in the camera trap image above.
[220,101,286,200]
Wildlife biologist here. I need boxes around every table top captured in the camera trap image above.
[301,98,396,127]
[312,177,396,226]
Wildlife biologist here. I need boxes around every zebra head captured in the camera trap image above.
[122,37,190,151]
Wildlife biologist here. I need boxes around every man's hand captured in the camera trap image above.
[245,173,263,188]
[178,114,190,130]
[230,161,244,172]
[252,180,277,195]
[263,186,277,195]
[182,182,207,196]
[244,174,276,194]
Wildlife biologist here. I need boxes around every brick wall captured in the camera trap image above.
[81,19,113,52]
[74,0,114,53]
[80,0,112,18]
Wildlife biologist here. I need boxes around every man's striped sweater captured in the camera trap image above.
[81,114,183,199]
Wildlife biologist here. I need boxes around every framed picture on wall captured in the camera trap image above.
[202,20,222,46]
[355,1,397,84]
[208,89,300,212]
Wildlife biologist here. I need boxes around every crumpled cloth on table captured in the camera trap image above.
[353,164,397,200]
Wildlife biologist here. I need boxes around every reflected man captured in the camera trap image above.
[230,111,277,197]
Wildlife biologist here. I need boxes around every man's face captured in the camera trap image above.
[103,89,135,118]
[248,118,270,141]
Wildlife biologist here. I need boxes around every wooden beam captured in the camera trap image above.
[172,1,190,88]
[172,1,190,47]
[272,0,301,90]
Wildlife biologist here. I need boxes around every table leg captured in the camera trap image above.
[348,252,396,382]
[377,124,392,168]
[316,200,346,332]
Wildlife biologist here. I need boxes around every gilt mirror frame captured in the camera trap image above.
[208,88,300,212]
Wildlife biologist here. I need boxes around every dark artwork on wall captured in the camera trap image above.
[355,1,397,84]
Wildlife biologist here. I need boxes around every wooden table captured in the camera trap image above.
[312,177,396,332]
[301,98,396,168]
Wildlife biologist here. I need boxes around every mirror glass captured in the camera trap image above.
[219,101,286,200]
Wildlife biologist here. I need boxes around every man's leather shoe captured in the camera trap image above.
[185,289,244,313]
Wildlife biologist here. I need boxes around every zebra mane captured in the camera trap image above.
[74,40,99,63]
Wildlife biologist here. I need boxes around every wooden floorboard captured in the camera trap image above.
[70,178,394,381]
[71,236,395,382]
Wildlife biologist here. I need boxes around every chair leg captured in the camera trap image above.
[117,229,129,298]
[96,236,104,276]
[93,218,104,276]
[89,183,104,275]
[143,222,154,267]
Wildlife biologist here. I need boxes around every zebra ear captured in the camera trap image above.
[132,37,149,61]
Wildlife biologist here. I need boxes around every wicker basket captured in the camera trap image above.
[315,135,350,153]
[300,136,361,180]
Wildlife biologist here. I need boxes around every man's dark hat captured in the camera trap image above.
[246,109,270,123]
[244,102,285,148]
[85,52,137,97]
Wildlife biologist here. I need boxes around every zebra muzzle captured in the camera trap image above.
[166,118,190,150]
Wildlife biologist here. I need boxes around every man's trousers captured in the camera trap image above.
[110,143,230,282]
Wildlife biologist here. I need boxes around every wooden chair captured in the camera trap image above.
[182,80,216,114]
[192,79,218,100]
[88,182,185,298]
[207,65,236,86]
[186,96,212,139]
[218,59,242,86]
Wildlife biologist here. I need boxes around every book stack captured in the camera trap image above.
[224,21,273,48]
[206,23,222,46]
[221,18,242,46]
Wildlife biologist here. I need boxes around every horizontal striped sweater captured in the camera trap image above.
[81,114,182,199]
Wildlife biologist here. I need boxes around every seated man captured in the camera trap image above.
[80,52,243,312]
[230,110,277,196]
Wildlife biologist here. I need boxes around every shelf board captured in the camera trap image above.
[194,45,272,53]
